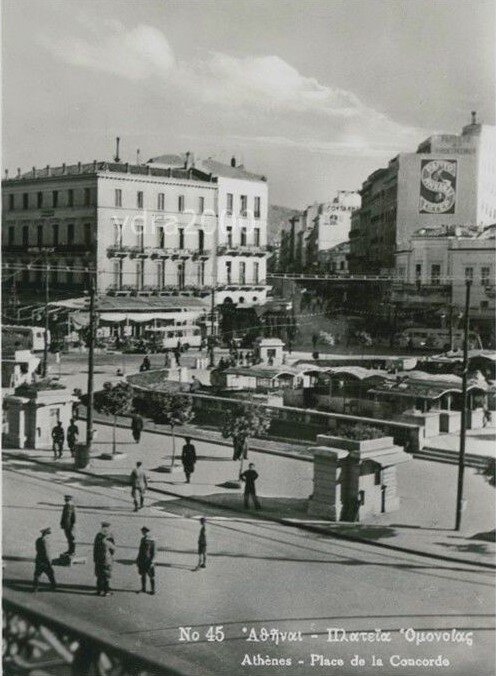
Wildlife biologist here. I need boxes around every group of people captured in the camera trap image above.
[34,494,209,596]
[51,419,80,460]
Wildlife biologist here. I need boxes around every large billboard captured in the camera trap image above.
[419,159,457,214]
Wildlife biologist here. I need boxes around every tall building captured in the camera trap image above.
[2,152,270,309]
[349,114,496,274]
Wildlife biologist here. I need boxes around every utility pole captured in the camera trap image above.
[448,304,454,351]
[455,279,471,531]
[42,255,50,378]
[85,273,97,453]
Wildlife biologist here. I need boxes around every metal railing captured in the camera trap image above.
[3,588,194,675]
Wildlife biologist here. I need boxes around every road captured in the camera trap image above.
[3,457,494,676]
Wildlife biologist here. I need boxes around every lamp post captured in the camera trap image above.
[455,279,471,531]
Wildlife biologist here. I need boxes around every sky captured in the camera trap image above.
[2,0,495,208]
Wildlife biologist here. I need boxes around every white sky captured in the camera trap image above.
[2,0,495,207]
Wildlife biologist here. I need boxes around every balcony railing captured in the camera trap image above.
[217,245,268,257]
[2,588,191,676]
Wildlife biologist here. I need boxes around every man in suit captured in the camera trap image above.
[33,528,56,591]
[131,414,144,443]
[181,437,197,484]
[130,461,148,511]
[67,419,79,458]
[93,522,115,596]
[60,494,76,556]
[136,526,156,594]
[240,463,261,509]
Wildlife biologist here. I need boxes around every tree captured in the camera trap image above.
[221,402,272,479]
[147,392,194,467]
[94,381,134,456]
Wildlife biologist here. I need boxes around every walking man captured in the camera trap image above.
[181,437,197,484]
[130,461,148,511]
[93,522,115,596]
[51,420,65,460]
[60,494,76,556]
[131,413,144,444]
[240,462,261,509]
[197,517,207,569]
[33,528,56,592]
[67,419,79,458]
[136,526,156,594]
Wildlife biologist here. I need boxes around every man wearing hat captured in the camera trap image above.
[33,528,56,591]
[181,437,197,484]
[197,517,207,569]
[136,526,156,594]
[51,420,65,460]
[93,522,115,596]
[60,495,76,556]
[130,461,148,512]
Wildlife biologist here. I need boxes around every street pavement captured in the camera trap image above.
[3,456,495,676]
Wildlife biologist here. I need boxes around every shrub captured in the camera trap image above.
[337,423,385,441]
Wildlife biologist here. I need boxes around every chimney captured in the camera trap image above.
[17,168,21,178]
[231,156,236,168]
[114,136,121,163]
[136,148,140,164]
[471,111,477,125]
[185,151,195,169]
[32,166,36,177]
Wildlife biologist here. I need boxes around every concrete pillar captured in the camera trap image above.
[307,448,344,520]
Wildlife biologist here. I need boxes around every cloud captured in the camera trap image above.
[41,22,427,155]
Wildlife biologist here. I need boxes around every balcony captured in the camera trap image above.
[217,245,268,257]
[107,246,211,260]
[3,588,186,676]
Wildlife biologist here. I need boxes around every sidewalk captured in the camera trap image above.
[5,419,495,569]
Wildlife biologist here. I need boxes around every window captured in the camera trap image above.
[481,300,489,310]
[226,227,233,247]
[137,191,144,209]
[465,267,474,281]
[430,264,441,285]
[177,261,185,289]
[136,222,144,250]
[52,191,58,208]
[36,225,43,248]
[198,260,205,286]
[84,223,92,247]
[481,267,491,285]
[113,259,123,289]
[178,195,185,212]
[198,230,205,251]
[178,228,184,249]
[240,227,247,246]
[226,261,232,284]
[52,223,59,247]
[340,260,345,271]
[157,226,165,248]
[68,189,74,207]
[198,196,205,214]
[22,225,29,247]
[37,192,43,208]
[240,195,248,216]
[397,265,405,280]
[240,261,246,284]
[253,261,259,284]
[136,260,144,289]
[254,196,261,219]
[84,188,91,206]
[8,194,15,210]
[23,193,29,210]
[8,226,14,245]
[226,193,233,215]
[113,222,122,247]
[115,189,122,207]
[415,263,422,279]
[254,228,261,247]
[157,193,165,211]
[157,261,165,288]
[67,223,75,246]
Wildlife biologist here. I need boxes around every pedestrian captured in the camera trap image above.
[130,461,148,511]
[173,346,181,367]
[240,462,261,509]
[143,355,151,371]
[197,517,207,569]
[60,494,76,557]
[181,437,197,483]
[164,350,171,368]
[51,420,65,460]
[67,418,79,458]
[131,413,144,444]
[136,526,156,594]
[93,522,115,596]
[189,375,201,393]
[33,527,56,592]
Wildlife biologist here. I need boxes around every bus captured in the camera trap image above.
[2,325,49,352]
[143,325,203,350]
[396,328,481,351]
